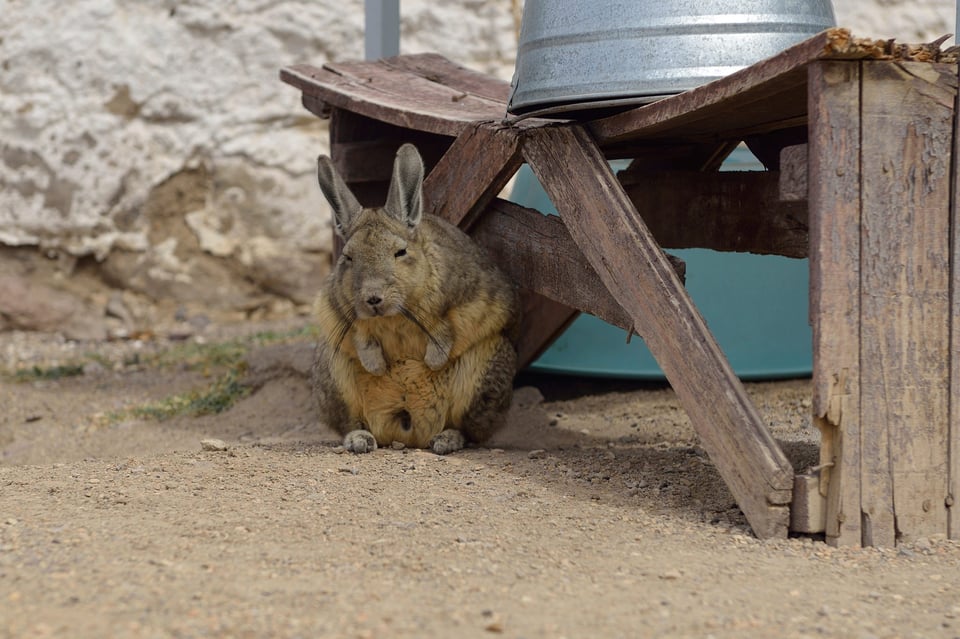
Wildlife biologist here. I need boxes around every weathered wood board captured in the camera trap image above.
[951,65,960,541]
[523,124,794,539]
[618,170,808,257]
[859,61,954,545]
[808,61,864,547]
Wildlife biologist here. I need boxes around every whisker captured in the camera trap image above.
[400,306,449,357]
[331,296,356,357]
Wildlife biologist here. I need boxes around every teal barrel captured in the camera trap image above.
[512,148,812,380]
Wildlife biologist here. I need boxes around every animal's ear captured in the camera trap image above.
[317,155,363,237]
[385,143,424,229]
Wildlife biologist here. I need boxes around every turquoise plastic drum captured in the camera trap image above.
[512,148,812,380]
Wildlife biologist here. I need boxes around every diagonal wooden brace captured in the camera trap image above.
[522,123,794,539]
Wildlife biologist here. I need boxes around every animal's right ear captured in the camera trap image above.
[317,155,363,237]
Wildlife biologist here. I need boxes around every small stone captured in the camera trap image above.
[484,621,504,633]
[82,361,105,376]
[390,441,406,450]
[200,439,228,452]
[527,449,547,460]
[659,569,682,580]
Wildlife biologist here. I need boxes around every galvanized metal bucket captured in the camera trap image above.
[507,0,836,115]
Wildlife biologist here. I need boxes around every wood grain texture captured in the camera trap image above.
[617,170,808,258]
[859,61,955,544]
[585,33,834,146]
[952,62,960,540]
[523,124,794,539]
[423,123,522,229]
[280,59,506,138]
[515,294,579,370]
[585,28,913,149]
[778,144,808,202]
[807,61,863,547]
[472,200,633,331]
[381,53,511,103]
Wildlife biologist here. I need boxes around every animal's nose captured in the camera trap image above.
[366,295,383,308]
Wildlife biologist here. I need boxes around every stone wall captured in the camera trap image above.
[0,0,953,320]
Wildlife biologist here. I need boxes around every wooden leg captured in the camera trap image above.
[951,65,960,542]
[422,121,522,229]
[808,61,863,547]
[859,61,954,545]
[523,124,794,539]
[516,294,579,370]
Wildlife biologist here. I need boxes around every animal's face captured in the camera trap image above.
[336,209,428,318]
[316,144,427,321]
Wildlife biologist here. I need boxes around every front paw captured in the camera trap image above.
[424,340,451,371]
[343,429,378,453]
[357,344,387,376]
[429,429,465,455]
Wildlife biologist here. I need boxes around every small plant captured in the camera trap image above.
[121,364,251,422]
[12,364,85,382]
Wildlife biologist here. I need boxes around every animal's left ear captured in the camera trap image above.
[317,154,363,238]
[385,143,424,229]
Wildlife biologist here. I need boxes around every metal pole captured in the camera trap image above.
[365,0,400,60]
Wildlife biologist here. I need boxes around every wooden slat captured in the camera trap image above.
[807,61,863,547]
[516,296,579,370]
[280,61,506,138]
[587,29,899,148]
[382,53,511,103]
[779,144,808,202]
[952,63,960,540]
[523,124,794,539]
[423,123,522,229]
[859,60,954,545]
[586,33,836,146]
[618,170,808,258]
[472,200,632,330]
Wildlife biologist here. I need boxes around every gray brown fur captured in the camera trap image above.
[311,144,520,454]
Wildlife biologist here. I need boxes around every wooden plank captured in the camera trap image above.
[472,200,632,330]
[791,472,827,534]
[859,60,954,544]
[952,62,960,540]
[807,60,863,547]
[523,124,794,539]
[744,126,808,170]
[586,33,831,146]
[779,144,808,202]
[617,170,808,258]
[586,29,901,148]
[328,137,453,184]
[423,123,523,229]
[382,53,511,103]
[280,61,505,138]
[516,295,579,370]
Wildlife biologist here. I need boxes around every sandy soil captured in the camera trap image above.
[1,320,958,639]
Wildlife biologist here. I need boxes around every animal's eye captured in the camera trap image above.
[394,248,407,258]
[342,254,353,263]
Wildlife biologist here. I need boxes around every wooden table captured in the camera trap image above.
[281,28,960,546]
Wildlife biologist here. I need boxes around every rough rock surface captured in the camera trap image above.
[0,0,518,256]
[0,0,952,320]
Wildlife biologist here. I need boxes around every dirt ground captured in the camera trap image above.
[1,318,958,639]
